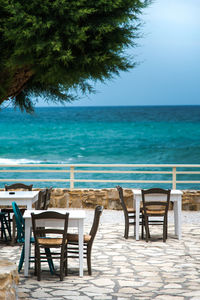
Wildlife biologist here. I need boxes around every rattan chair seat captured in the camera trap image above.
[37,237,68,246]
[67,233,91,243]
[145,209,165,215]
[141,188,171,242]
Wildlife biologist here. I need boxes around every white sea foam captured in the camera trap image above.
[0,157,81,167]
[0,158,42,165]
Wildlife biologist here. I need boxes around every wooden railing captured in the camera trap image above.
[0,164,200,189]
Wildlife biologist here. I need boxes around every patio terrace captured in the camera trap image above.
[0,210,200,300]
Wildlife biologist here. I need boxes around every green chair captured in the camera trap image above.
[12,202,54,273]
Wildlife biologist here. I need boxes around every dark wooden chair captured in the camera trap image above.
[67,205,103,275]
[35,187,52,210]
[12,202,54,273]
[5,183,33,191]
[35,189,47,210]
[0,212,11,242]
[31,211,69,281]
[141,188,171,242]
[116,186,143,239]
[2,183,33,244]
[44,187,52,210]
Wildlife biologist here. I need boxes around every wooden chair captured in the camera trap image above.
[141,188,171,242]
[67,205,103,275]
[44,187,52,210]
[35,187,52,210]
[116,186,143,239]
[5,183,33,191]
[31,211,69,281]
[35,189,47,210]
[2,183,33,244]
[12,202,54,273]
[0,212,11,242]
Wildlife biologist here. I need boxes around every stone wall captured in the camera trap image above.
[0,260,19,300]
[182,190,200,210]
[1,187,199,210]
[48,188,200,211]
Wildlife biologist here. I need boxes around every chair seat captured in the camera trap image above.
[127,208,143,213]
[1,208,14,212]
[127,208,136,213]
[38,237,68,246]
[67,233,91,243]
[1,207,26,211]
[145,209,165,215]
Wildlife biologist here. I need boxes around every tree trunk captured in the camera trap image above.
[0,67,33,105]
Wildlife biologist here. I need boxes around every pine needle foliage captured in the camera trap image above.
[0,0,150,112]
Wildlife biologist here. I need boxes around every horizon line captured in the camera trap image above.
[35,104,200,108]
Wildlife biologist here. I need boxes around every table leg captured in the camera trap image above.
[24,219,31,277]
[135,197,140,241]
[173,197,182,239]
[78,219,84,277]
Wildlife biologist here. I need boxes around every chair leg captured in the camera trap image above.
[11,215,16,246]
[0,217,3,239]
[45,248,55,274]
[145,216,150,242]
[65,250,68,276]
[7,212,12,234]
[60,257,64,281]
[163,224,166,242]
[124,217,129,239]
[141,216,144,239]
[37,249,41,281]
[87,246,92,275]
[18,245,25,272]
[0,217,7,241]
[166,219,168,239]
[34,245,37,276]
[163,217,167,242]
[4,216,12,240]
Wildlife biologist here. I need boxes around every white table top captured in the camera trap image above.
[132,189,183,196]
[24,209,86,220]
[0,191,39,199]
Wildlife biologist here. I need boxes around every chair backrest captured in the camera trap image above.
[35,189,47,210]
[141,188,171,215]
[31,211,69,248]
[116,185,128,216]
[44,187,52,210]
[5,183,33,191]
[12,201,25,243]
[89,206,103,245]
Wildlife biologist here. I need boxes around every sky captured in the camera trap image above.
[38,0,200,107]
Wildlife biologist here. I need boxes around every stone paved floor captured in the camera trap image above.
[0,210,200,300]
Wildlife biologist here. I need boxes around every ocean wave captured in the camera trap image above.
[0,157,77,165]
[0,158,43,165]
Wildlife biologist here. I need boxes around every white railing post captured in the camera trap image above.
[70,166,74,190]
[172,167,176,189]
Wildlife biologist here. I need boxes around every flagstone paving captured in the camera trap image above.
[0,210,200,300]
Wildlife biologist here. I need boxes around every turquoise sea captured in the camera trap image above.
[0,106,200,189]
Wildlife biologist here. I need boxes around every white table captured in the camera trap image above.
[23,209,85,277]
[132,189,183,240]
[0,191,39,209]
